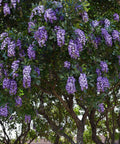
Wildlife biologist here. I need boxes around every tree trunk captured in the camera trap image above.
[77,126,84,144]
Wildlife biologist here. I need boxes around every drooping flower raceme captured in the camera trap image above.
[64,61,70,69]
[27,44,36,59]
[75,29,86,51]
[91,20,99,28]
[112,30,120,41]
[8,41,16,57]
[1,37,11,50]
[3,3,10,16]
[30,5,44,20]
[82,11,88,23]
[98,103,104,112]
[23,66,31,88]
[34,26,48,47]
[44,8,57,23]
[66,76,76,94]
[34,67,40,77]
[0,32,8,40]
[15,96,22,107]
[11,60,20,78]
[100,61,108,73]
[3,78,10,89]
[28,22,35,33]
[97,76,110,92]
[57,29,65,47]
[101,28,112,47]
[68,40,79,59]
[9,80,17,95]
[79,73,88,91]
[11,0,17,9]
[96,68,101,76]
[104,18,110,28]
[25,115,31,123]
[113,13,119,22]
[0,104,8,117]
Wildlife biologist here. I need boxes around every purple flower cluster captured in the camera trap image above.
[44,8,57,23]
[97,76,110,92]
[28,22,35,33]
[113,13,119,22]
[64,61,70,69]
[34,26,48,47]
[68,40,79,59]
[92,37,101,49]
[15,96,22,107]
[91,20,99,28]
[54,26,61,32]
[27,44,36,59]
[3,3,10,16]
[79,73,88,91]
[23,65,31,88]
[82,11,88,23]
[0,104,8,117]
[75,29,86,51]
[34,67,40,77]
[9,80,17,95]
[25,115,31,123]
[98,103,104,112]
[57,29,65,47]
[0,32,8,40]
[30,5,44,20]
[11,60,20,78]
[8,41,16,57]
[101,28,112,47]
[3,78,10,89]
[112,30,120,41]
[104,19,110,28]
[1,37,11,50]
[100,61,108,73]
[66,76,76,94]
[96,68,101,76]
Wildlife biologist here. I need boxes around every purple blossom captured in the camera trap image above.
[112,30,120,41]
[96,68,101,76]
[1,37,11,50]
[0,32,8,40]
[57,29,65,47]
[9,80,17,95]
[8,41,16,57]
[98,103,104,112]
[15,96,22,107]
[34,67,40,77]
[34,26,48,47]
[23,66,31,88]
[3,78,10,89]
[30,5,44,20]
[113,13,119,22]
[79,73,88,91]
[54,26,61,32]
[101,28,112,47]
[64,61,70,69]
[82,11,88,23]
[93,37,101,48]
[100,61,108,73]
[97,76,109,92]
[66,76,76,94]
[11,60,20,73]
[68,39,79,59]
[11,0,17,9]
[28,22,35,33]
[27,44,36,59]
[3,3,10,16]
[91,20,99,28]
[75,29,86,51]
[0,104,8,117]
[44,8,57,23]
[25,115,31,123]
[104,19,110,28]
